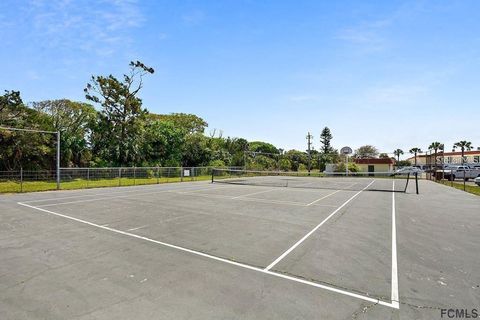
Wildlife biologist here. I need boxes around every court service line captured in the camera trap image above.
[35,185,235,207]
[391,180,400,308]
[305,190,342,206]
[16,201,396,309]
[264,180,376,271]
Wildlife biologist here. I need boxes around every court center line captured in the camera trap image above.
[391,180,400,309]
[172,190,308,207]
[264,180,376,271]
[16,201,396,309]
[231,188,278,199]
[127,225,149,231]
[305,190,342,206]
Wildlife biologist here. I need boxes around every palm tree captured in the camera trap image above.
[393,149,403,168]
[409,147,422,166]
[453,141,473,164]
[428,142,444,170]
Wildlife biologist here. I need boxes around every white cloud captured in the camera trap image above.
[181,10,206,26]
[24,0,144,57]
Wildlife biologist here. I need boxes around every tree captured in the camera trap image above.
[182,133,212,166]
[319,127,333,154]
[31,99,97,167]
[355,145,379,158]
[0,90,24,124]
[0,91,55,170]
[143,120,184,166]
[428,142,444,170]
[453,141,473,164]
[393,149,404,168]
[150,113,208,134]
[318,127,335,171]
[409,148,422,166]
[248,141,279,154]
[84,61,154,166]
[379,153,390,158]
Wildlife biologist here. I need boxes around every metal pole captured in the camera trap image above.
[87,168,90,189]
[20,167,23,193]
[56,131,60,190]
[346,155,349,176]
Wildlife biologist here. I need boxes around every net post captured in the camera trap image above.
[20,167,23,193]
[133,166,136,185]
[415,172,419,194]
[404,173,410,193]
[56,131,61,190]
[118,167,122,186]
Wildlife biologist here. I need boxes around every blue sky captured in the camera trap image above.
[1,0,479,155]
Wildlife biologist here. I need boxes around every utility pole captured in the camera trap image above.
[306,132,313,175]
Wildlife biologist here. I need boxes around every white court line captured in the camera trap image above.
[17,201,396,309]
[231,188,278,199]
[264,180,376,271]
[127,225,148,231]
[35,185,232,207]
[305,190,342,206]
[23,183,212,204]
[391,180,400,308]
[173,190,308,207]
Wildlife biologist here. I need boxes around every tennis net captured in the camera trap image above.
[211,169,412,193]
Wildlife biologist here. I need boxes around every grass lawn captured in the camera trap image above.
[0,175,212,193]
[436,180,480,196]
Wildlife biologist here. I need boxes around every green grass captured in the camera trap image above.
[0,175,212,193]
[436,180,480,196]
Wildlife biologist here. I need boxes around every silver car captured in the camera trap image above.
[475,176,480,186]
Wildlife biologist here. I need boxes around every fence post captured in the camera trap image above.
[134,166,136,186]
[118,167,122,186]
[20,167,23,193]
[86,168,90,189]
[156,166,160,184]
[180,167,184,182]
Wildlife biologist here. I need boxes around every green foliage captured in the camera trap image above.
[182,133,212,166]
[31,99,97,167]
[355,145,379,158]
[143,120,184,166]
[85,61,154,166]
[334,162,360,173]
[319,127,333,154]
[249,141,279,154]
[151,113,208,134]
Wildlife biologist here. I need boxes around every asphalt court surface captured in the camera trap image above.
[1,179,479,319]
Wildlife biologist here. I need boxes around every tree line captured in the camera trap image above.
[0,61,339,171]
[5,60,463,172]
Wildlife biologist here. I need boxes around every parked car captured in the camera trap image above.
[475,176,480,186]
[394,166,424,175]
[436,165,480,181]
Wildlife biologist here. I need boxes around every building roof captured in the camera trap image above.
[354,158,394,164]
[409,150,480,159]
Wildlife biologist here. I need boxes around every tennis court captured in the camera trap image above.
[1,174,479,319]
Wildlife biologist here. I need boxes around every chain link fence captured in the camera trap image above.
[0,166,243,193]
